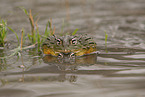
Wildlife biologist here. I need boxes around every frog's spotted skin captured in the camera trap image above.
[42,35,97,57]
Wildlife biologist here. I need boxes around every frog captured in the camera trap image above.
[41,34,97,57]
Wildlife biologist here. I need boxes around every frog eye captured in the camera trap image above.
[47,37,50,40]
[71,38,77,45]
[57,39,62,45]
[58,53,63,58]
[70,53,75,58]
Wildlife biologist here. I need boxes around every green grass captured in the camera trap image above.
[21,8,43,51]
[8,27,20,45]
[0,19,7,47]
[21,8,55,52]
[0,8,53,59]
[105,31,108,53]
[72,28,78,35]
[105,31,108,46]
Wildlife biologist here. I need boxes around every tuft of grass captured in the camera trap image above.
[44,19,55,37]
[27,9,36,43]
[21,8,41,51]
[42,19,55,38]
[20,7,38,44]
[21,8,56,52]
[0,28,37,59]
[0,8,57,59]
[0,19,7,47]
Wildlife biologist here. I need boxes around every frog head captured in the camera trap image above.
[42,35,97,57]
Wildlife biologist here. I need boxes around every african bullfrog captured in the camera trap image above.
[42,35,97,57]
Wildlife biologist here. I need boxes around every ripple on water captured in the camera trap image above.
[124,54,145,59]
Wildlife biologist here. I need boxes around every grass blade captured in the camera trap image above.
[8,27,20,45]
[19,7,29,16]
[105,31,108,47]
[105,31,108,53]
[72,28,78,35]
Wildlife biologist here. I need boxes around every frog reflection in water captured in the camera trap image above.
[42,35,97,58]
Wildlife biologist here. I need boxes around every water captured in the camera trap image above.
[0,0,145,97]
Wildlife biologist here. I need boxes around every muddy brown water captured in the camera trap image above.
[0,0,145,97]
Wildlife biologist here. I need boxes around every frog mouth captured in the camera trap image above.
[57,51,75,58]
[56,49,75,58]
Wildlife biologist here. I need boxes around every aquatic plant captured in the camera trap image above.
[45,19,55,36]
[0,19,7,47]
[0,28,37,59]
[20,7,56,52]
[21,8,38,44]
[20,7,41,52]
